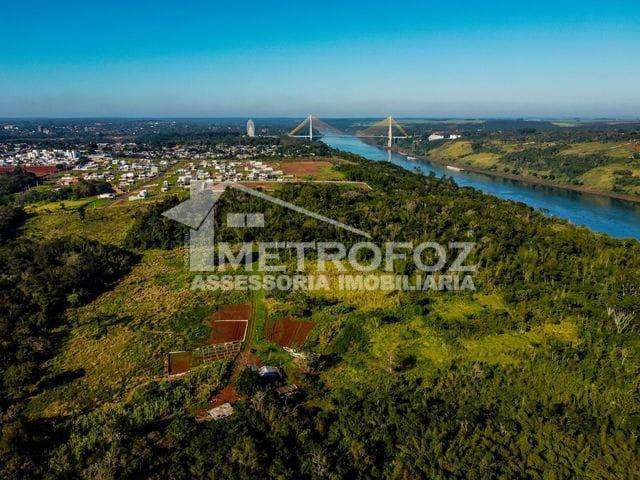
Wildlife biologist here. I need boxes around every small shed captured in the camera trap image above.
[206,402,234,421]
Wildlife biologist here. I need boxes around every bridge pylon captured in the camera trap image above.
[357,116,410,149]
[288,115,343,139]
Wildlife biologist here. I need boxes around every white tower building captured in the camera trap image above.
[246,119,255,137]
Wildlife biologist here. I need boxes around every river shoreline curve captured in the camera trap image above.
[396,148,640,205]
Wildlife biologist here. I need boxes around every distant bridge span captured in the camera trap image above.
[288,115,410,148]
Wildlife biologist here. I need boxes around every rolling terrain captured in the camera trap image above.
[421,139,640,200]
[2,149,640,478]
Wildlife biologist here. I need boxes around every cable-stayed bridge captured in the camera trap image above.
[288,115,343,141]
[288,115,410,148]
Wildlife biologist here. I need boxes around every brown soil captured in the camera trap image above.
[264,316,315,348]
[278,160,332,176]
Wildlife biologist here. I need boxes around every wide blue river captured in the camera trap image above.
[322,135,640,240]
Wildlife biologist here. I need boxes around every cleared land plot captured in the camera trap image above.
[168,351,193,375]
[212,303,252,321]
[210,320,248,344]
[264,316,314,348]
[208,384,239,409]
[273,159,345,180]
[168,303,253,375]
[279,160,332,175]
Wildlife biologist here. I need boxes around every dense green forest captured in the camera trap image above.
[0,206,26,243]
[1,147,639,479]
[0,169,39,197]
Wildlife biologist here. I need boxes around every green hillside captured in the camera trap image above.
[424,139,640,197]
[2,151,639,479]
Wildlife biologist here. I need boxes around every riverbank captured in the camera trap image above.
[397,148,640,204]
[323,134,640,239]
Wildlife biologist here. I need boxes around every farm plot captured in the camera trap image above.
[210,303,252,343]
[167,351,193,375]
[212,303,252,322]
[274,159,344,180]
[210,321,248,343]
[264,316,314,349]
[167,303,253,376]
[279,160,332,176]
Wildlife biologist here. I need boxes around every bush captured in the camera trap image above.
[123,196,188,250]
[235,367,266,396]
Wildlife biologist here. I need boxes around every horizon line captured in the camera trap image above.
[2,115,640,121]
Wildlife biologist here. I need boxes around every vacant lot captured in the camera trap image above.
[279,160,331,175]
[274,158,345,180]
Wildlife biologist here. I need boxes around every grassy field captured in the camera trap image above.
[559,141,637,158]
[246,261,582,394]
[460,152,502,169]
[28,197,99,213]
[23,200,141,245]
[579,164,621,192]
[428,141,474,160]
[310,287,580,390]
[25,248,251,418]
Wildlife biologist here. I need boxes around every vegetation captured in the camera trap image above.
[23,200,139,246]
[20,179,113,204]
[0,205,26,243]
[404,130,640,197]
[1,145,640,478]
[123,196,189,250]
[0,168,39,197]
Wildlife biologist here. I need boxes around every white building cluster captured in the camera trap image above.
[0,148,77,167]
[176,159,286,188]
[63,152,178,190]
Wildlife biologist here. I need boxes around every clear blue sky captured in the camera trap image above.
[1,0,639,118]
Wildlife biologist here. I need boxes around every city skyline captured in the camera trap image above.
[2,0,640,118]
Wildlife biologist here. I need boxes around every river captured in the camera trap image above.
[322,135,640,240]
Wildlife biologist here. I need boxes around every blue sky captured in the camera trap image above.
[1,0,639,117]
